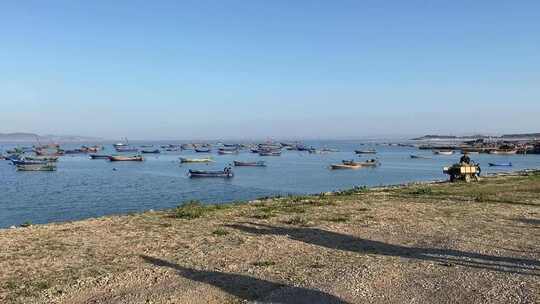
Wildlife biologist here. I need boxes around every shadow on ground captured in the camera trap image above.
[141,255,349,304]
[226,222,540,276]
[515,218,540,226]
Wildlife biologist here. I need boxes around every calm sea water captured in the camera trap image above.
[1,140,539,228]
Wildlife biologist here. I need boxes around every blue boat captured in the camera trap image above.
[11,159,50,165]
[488,162,512,167]
[141,149,160,154]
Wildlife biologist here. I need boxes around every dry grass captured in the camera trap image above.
[0,172,539,304]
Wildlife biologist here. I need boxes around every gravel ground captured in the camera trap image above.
[1,172,539,303]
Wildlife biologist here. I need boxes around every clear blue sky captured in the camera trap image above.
[1,0,539,140]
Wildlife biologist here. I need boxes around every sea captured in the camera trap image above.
[1,140,539,228]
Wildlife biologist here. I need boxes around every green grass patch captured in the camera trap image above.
[335,186,369,196]
[409,187,433,195]
[212,228,229,236]
[174,201,231,219]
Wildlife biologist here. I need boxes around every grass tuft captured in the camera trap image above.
[212,228,229,236]
[283,215,309,226]
[174,201,231,219]
[409,187,433,195]
[20,221,32,228]
[335,186,369,196]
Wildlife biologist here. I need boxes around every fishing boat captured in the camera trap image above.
[141,149,160,154]
[410,154,431,159]
[355,149,377,154]
[488,162,512,167]
[115,146,139,152]
[26,156,59,162]
[250,148,260,153]
[108,155,144,162]
[259,151,281,156]
[11,159,50,166]
[434,150,455,155]
[321,147,339,152]
[489,150,518,155]
[64,149,87,154]
[16,163,56,171]
[179,157,214,163]
[195,147,211,153]
[218,149,239,155]
[89,154,111,159]
[330,161,362,169]
[356,159,380,167]
[35,149,64,156]
[188,168,234,178]
[233,160,266,167]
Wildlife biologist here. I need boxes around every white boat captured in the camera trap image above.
[489,150,517,155]
[179,157,214,163]
[434,150,454,155]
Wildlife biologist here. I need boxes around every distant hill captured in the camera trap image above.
[411,134,491,140]
[0,133,103,142]
[501,133,540,139]
[413,133,540,140]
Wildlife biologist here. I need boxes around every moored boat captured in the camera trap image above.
[108,155,144,161]
[489,150,518,155]
[11,159,50,166]
[16,163,56,171]
[115,146,139,152]
[195,147,211,153]
[410,154,431,159]
[488,162,512,167]
[356,159,380,167]
[141,149,160,154]
[233,160,266,167]
[434,150,455,155]
[89,154,111,159]
[259,148,281,156]
[218,149,238,155]
[188,168,233,178]
[25,156,59,162]
[179,157,214,163]
[330,161,362,169]
[355,149,377,154]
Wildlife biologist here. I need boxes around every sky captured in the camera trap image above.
[0,0,539,140]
